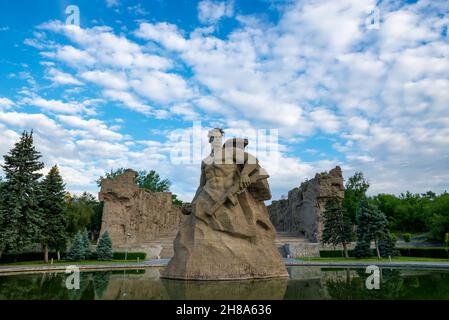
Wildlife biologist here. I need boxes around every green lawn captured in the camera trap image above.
[0,259,142,267]
[297,256,449,263]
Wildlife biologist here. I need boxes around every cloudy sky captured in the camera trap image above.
[0,0,448,201]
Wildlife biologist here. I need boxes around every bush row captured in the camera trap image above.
[398,247,449,258]
[112,252,146,260]
[0,251,146,263]
[320,247,449,259]
[0,252,63,263]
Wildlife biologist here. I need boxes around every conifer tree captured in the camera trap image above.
[0,131,44,255]
[82,229,91,259]
[378,233,398,257]
[66,232,86,261]
[321,197,353,258]
[355,200,390,258]
[96,231,113,261]
[40,165,68,263]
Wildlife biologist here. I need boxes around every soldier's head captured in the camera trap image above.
[208,128,224,150]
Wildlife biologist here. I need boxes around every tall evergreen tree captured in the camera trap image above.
[343,171,370,223]
[40,165,68,263]
[96,231,113,261]
[0,131,44,256]
[321,197,353,258]
[355,200,390,259]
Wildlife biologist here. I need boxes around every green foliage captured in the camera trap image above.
[321,197,353,257]
[65,192,102,240]
[343,171,369,223]
[391,233,397,242]
[445,233,449,247]
[0,252,63,263]
[39,165,68,253]
[378,233,399,257]
[355,200,391,258]
[112,252,146,260]
[66,232,87,261]
[172,194,183,206]
[398,247,449,259]
[82,229,91,258]
[371,191,449,240]
[402,233,412,243]
[0,131,44,253]
[353,239,372,258]
[425,193,449,241]
[96,231,113,261]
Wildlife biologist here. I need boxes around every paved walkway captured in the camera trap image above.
[1,258,449,275]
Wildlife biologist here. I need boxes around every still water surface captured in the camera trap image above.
[1,266,448,299]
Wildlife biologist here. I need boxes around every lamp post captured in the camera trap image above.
[125,232,131,261]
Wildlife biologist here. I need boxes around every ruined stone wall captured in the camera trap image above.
[98,169,183,248]
[268,166,344,243]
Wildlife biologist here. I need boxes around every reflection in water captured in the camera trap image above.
[1,266,449,300]
[162,277,288,300]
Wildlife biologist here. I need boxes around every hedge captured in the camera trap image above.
[320,247,449,259]
[398,247,449,259]
[112,252,146,260]
[0,252,64,263]
[0,251,146,263]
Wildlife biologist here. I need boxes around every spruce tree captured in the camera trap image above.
[0,131,44,255]
[82,229,91,259]
[66,232,86,261]
[378,232,399,257]
[321,197,353,258]
[40,165,68,263]
[96,231,113,261]
[355,200,390,259]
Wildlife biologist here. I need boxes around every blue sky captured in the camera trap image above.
[0,0,448,201]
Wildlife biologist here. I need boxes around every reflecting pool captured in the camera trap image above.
[1,266,449,300]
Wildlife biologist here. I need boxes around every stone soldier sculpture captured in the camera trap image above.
[161,128,288,280]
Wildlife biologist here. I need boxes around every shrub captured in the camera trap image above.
[402,233,412,243]
[112,252,146,260]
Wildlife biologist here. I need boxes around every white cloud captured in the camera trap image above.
[102,89,152,115]
[46,68,83,86]
[198,0,234,24]
[0,98,15,110]
[105,0,120,8]
[81,70,128,90]
[23,96,87,114]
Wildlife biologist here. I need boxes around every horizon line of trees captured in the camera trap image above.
[0,130,180,262]
[322,171,449,258]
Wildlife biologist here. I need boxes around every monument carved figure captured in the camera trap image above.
[162,129,288,280]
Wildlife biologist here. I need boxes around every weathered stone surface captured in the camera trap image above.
[98,169,183,256]
[280,243,320,258]
[268,166,344,243]
[162,130,288,280]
